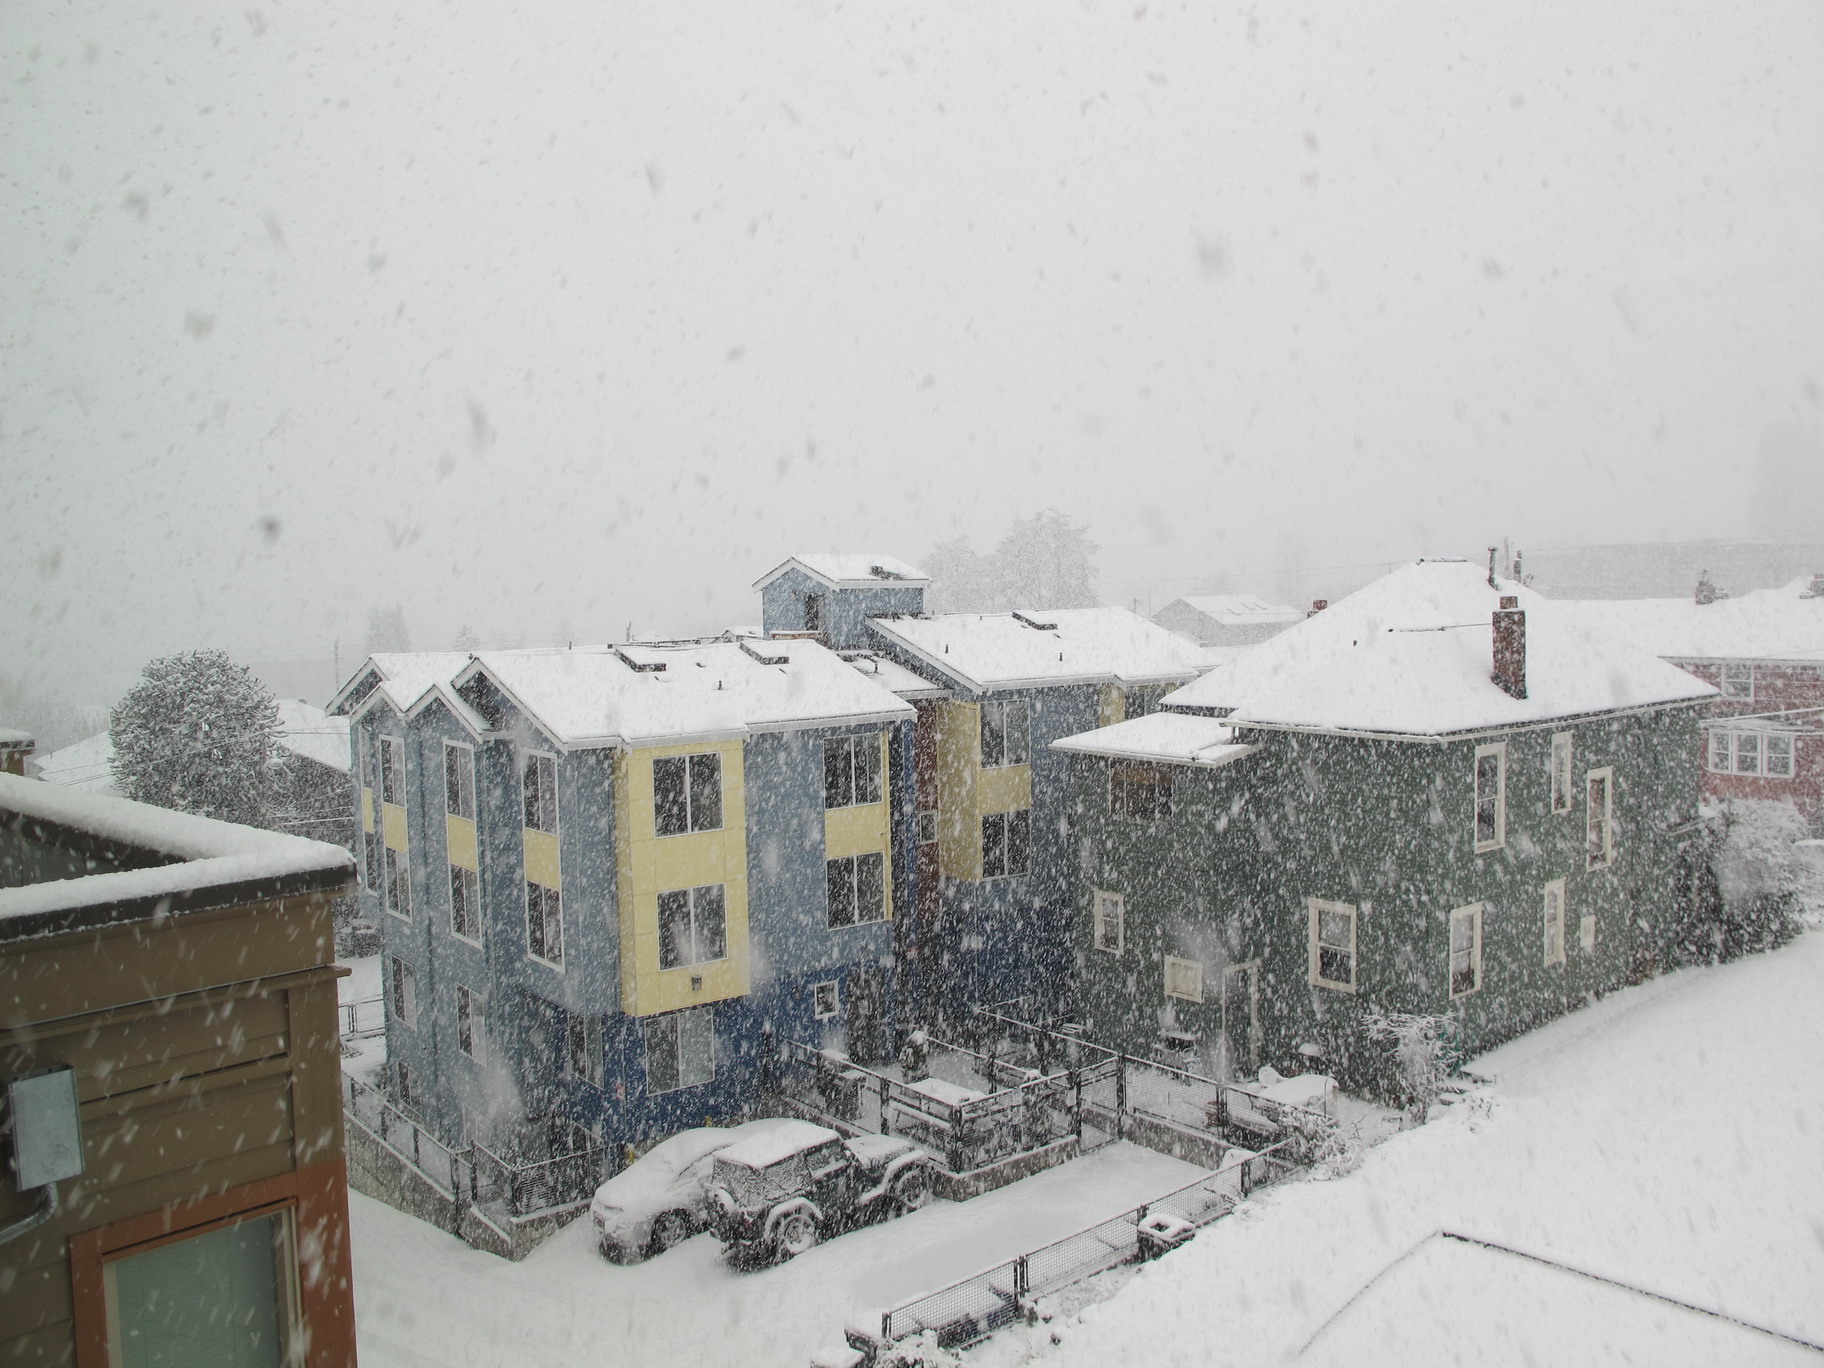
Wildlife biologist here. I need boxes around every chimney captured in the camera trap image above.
[1492,595,1526,700]
[1695,570,1718,606]
[1307,599,1328,618]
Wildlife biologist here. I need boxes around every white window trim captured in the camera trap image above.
[980,808,1031,879]
[1093,890,1125,957]
[653,751,725,837]
[1720,662,1754,700]
[448,863,482,946]
[1164,955,1204,1003]
[1586,766,1615,871]
[811,980,842,1020]
[645,1007,716,1095]
[1542,879,1567,968]
[383,845,412,921]
[444,739,477,820]
[1708,728,1796,778]
[456,985,481,1059]
[389,955,417,1026]
[1307,898,1358,994]
[979,697,1032,770]
[1549,732,1574,814]
[380,735,407,809]
[658,883,730,968]
[523,750,560,836]
[1448,903,1484,1000]
[1473,741,1508,853]
[526,880,564,969]
[824,733,884,810]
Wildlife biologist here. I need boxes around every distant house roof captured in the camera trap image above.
[752,554,931,592]
[1552,578,1824,665]
[457,636,915,751]
[1052,712,1258,769]
[32,732,117,792]
[1161,560,1716,738]
[865,607,1211,694]
[838,651,951,701]
[0,729,32,751]
[0,772,353,940]
[273,700,352,773]
[326,651,477,715]
[1161,595,1305,627]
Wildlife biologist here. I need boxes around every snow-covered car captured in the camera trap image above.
[590,1119,805,1261]
[706,1118,935,1263]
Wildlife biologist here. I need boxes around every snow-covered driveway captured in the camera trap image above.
[980,929,1824,1368]
[349,1139,1207,1367]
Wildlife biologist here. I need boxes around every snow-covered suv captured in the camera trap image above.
[706,1119,935,1262]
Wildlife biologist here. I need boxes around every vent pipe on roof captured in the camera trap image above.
[1492,595,1527,700]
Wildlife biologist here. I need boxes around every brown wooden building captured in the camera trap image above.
[0,772,357,1367]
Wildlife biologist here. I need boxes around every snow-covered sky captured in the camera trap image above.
[5,1,1821,704]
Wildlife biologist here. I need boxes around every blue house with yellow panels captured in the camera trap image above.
[330,634,921,1159]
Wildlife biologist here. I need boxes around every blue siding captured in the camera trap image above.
[760,567,925,648]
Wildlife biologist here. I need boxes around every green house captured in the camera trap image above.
[1052,560,1716,1095]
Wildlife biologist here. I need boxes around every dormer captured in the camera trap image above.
[752,554,930,649]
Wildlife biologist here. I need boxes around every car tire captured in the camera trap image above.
[648,1211,693,1257]
[891,1165,934,1215]
[773,1210,819,1260]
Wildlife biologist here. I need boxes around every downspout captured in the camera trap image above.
[0,1181,59,1247]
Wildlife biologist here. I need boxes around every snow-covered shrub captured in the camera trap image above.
[1362,1013,1456,1123]
[876,1331,962,1368]
[109,650,281,828]
[1677,800,1814,963]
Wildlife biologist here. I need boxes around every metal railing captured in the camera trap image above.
[342,1070,467,1195]
[863,1143,1296,1351]
[338,995,385,1039]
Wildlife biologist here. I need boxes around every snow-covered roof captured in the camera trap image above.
[460,637,915,751]
[752,554,931,591]
[1163,595,1306,627]
[1161,560,1716,738]
[1552,578,1824,664]
[866,607,1212,694]
[274,699,352,772]
[0,772,354,936]
[714,1119,839,1169]
[839,651,950,701]
[32,731,117,792]
[327,651,477,715]
[1051,712,1258,769]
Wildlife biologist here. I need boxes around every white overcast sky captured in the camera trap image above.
[4,0,1821,705]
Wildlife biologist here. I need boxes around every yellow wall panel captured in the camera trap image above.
[381,802,408,852]
[446,815,478,872]
[1098,684,1126,728]
[523,828,561,890]
[976,764,1032,816]
[935,700,982,880]
[360,788,374,834]
[824,802,889,859]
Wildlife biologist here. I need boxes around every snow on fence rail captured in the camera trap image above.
[338,995,385,1039]
[342,1069,466,1195]
[851,1144,1296,1354]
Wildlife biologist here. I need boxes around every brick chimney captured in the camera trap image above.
[1307,599,1328,618]
[1492,595,1526,700]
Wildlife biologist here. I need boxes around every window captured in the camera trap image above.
[826,853,887,927]
[812,981,841,1020]
[522,752,558,834]
[396,1061,414,1109]
[804,591,824,633]
[1164,955,1204,1002]
[1307,899,1357,992]
[1110,760,1172,820]
[456,985,481,1057]
[566,1011,603,1086]
[1586,768,1614,870]
[980,698,1031,768]
[1093,890,1125,956]
[107,1211,296,1368]
[384,846,411,918]
[445,742,476,819]
[389,956,416,1025]
[1543,880,1566,967]
[646,1007,715,1094]
[449,864,480,942]
[917,810,938,845]
[658,884,727,968]
[1474,742,1507,851]
[654,752,722,836]
[1579,912,1597,952]
[363,827,382,895]
[981,808,1031,878]
[1709,729,1795,778]
[1550,732,1574,813]
[1721,662,1753,699]
[526,881,563,965]
[1449,904,1484,998]
[824,735,883,808]
[380,735,406,806]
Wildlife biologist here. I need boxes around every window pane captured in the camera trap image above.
[646,1016,680,1093]
[1008,808,1031,874]
[449,865,469,937]
[824,739,853,809]
[855,737,882,805]
[544,888,563,963]
[1708,731,1731,772]
[1318,946,1352,985]
[981,814,1005,878]
[446,746,463,815]
[695,885,727,961]
[856,851,885,922]
[654,757,689,836]
[1734,732,1760,774]
[826,858,856,928]
[113,1215,285,1368]
[1767,735,1794,777]
[538,757,557,832]
[681,1008,716,1087]
[1318,909,1351,949]
[688,753,722,831]
[659,889,691,968]
[980,701,1005,769]
[1005,701,1031,765]
[1450,913,1475,955]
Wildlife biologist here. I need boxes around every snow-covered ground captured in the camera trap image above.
[350,1140,1207,1367]
[978,929,1824,1368]
[338,953,386,1084]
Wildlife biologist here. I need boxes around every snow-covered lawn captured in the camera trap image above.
[349,1140,1208,1367]
[979,929,1824,1368]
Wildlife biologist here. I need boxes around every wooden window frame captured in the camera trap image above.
[1549,732,1574,814]
[1307,898,1357,993]
[1164,955,1204,1003]
[1586,767,1615,871]
[1449,903,1484,999]
[1720,662,1754,700]
[1543,879,1567,967]
[1473,741,1507,853]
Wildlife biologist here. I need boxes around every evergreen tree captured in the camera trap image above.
[109,651,281,828]
[923,513,1098,612]
[452,623,482,651]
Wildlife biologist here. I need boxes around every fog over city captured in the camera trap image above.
[5,1,1820,707]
